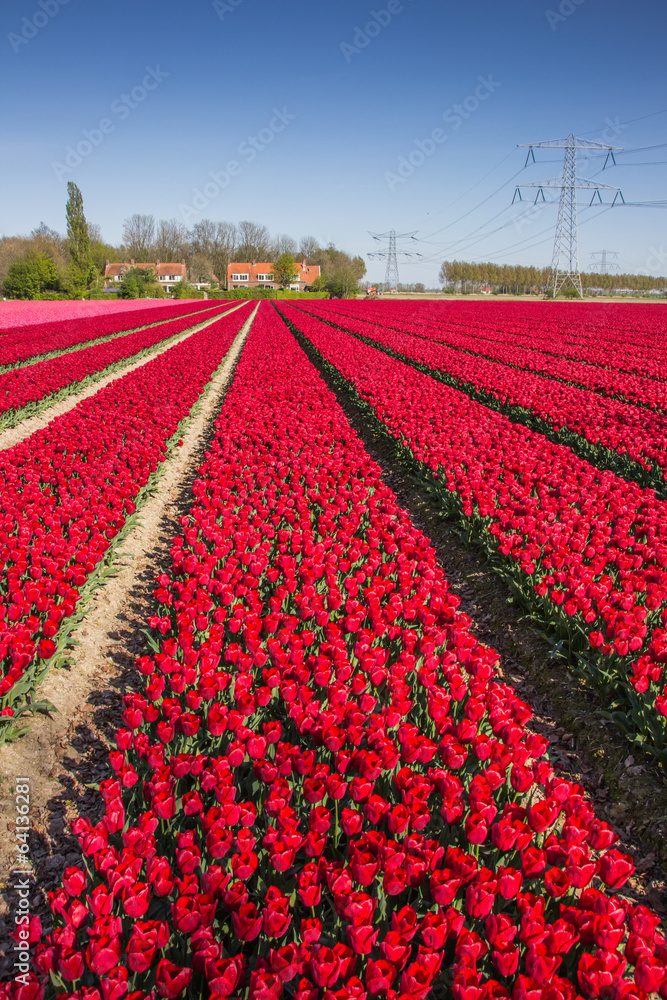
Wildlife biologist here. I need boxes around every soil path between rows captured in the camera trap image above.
[0,301,246,454]
[0,304,257,969]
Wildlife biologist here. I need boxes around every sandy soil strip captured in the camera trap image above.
[0,304,257,949]
[0,301,247,454]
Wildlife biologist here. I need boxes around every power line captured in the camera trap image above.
[578,108,667,137]
[418,168,525,243]
[411,148,518,232]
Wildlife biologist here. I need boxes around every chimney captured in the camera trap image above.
[130,259,135,266]
[106,259,110,267]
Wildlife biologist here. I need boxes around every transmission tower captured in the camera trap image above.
[368,231,422,292]
[589,250,619,274]
[513,134,625,298]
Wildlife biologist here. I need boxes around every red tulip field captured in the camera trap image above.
[1,298,667,1000]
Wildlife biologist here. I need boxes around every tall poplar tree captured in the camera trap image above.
[65,182,95,296]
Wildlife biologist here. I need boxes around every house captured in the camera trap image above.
[226,262,321,291]
[104,260,187,292]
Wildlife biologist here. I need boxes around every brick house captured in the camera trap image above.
[104,260,187,292]
[227,262,321,291]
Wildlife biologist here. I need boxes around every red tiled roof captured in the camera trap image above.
[155,263,186,277]
[227,262,321,282]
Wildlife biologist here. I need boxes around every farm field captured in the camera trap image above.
[1,299,667,1000]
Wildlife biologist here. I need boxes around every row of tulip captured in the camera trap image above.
[0,302,251,740]
[0,299,183,332]
[0,301,220,370]
[0,302,235,430]
[305,301,667,411]
[10,301,664,1000]
[289,302,667,496]
[278,302,667,764]
[327,301,667,382]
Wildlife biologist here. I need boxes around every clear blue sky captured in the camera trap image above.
[1,0,666,285]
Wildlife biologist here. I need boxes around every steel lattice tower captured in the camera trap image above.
[590,249,619,275]
[368,230,422,292]
[514,134,625,298]
[384,231,400,290]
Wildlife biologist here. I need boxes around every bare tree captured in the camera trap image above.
[233,220,272,263]
[87,222,103,245]
[298,235,320,262]
[155,219,189,262]
[188,220,236,287]
[188,252,216,284]
[210,221,236,287]
[271,233,298,259]
[121,214,155,262]
[188,219,215,258]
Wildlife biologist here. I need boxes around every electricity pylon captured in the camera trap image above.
[513,134,624,298]
[590,249,619,274]
[368,231,422,292]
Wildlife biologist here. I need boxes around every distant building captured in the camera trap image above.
[104,260,187,292]
[227,262,321,291]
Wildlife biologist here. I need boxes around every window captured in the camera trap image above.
[231,273,249,281]
[256,274,274,282]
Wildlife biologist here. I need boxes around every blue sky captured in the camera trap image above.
[1,0,666,285]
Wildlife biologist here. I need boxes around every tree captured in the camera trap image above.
[3,252,61,298]
[312,244,366,297]
[271,234,298,259]
[273,252,299,288]
[298,235,320,263]
[119,274,140,299]
[188,253,216,285]
[121,214,155,262]
[188,219,236,286]
[90,239,119,275]
[171,281,200,299]
[309,274,327,292]
[155,218,189,263]
[233,221,272,263]
[65,182,95,297]
[119,266,157,298]
[0,225,69,290]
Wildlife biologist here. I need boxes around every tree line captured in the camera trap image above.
[1,191,366,299]
[439,260,667,295]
